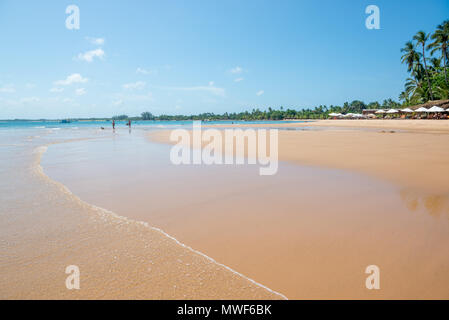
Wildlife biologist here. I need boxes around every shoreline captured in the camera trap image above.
[35,126,449,299]
[0,130,285,300]
[215,119,449,134]
[35,140,287,300]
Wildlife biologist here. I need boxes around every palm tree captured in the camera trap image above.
[399,91,410,105]
[401,41,421,73]
[405,77,426,103]
[413,31,434,100]
[428,20,449,85]
[430,57,442,70]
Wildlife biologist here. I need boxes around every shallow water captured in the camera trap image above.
[0,126,284,299]
[39,126,449,299]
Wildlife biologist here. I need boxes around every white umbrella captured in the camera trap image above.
[415,107,429,112]
[428,106,445,112]
[400,108,414,113]
[375,109,386,114]
[386,109,398,114]
[328,113,340,117]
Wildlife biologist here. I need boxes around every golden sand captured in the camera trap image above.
[150,120,449,193]
[0,132,284,300]
[142,120,449,299]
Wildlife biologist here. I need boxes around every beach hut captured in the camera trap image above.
[427,106,446,119]
[385,109,399,118]
[414,107,429,119]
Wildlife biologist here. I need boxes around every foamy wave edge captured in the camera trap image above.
[33,144,288,300]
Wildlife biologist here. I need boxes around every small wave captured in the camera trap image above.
[32,142,288,300]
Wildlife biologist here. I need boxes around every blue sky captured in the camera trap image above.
[0,0,448,119]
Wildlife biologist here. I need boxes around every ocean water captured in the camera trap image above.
[0,119,306,130]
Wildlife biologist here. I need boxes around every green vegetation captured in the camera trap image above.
[111,114,129,120]
[400,20,449,105]
[112,99,399,121]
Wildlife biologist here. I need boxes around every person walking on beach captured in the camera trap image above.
[112,120,115,130]
[127,120,131,128]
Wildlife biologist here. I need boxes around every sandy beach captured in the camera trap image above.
[150,120,449,193]
[0,128,284,300]
[140,120,449,298]
[2,120,449,300]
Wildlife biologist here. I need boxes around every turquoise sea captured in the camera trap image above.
[0,119,306,130]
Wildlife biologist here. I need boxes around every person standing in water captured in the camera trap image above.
[112,120,115,130]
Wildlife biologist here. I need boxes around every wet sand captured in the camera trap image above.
[0,129,283,300]
[39,125,449,299]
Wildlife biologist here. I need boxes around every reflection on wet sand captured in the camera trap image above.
[400,190,449,218]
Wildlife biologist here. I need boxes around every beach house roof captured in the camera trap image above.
[410,99,449,111]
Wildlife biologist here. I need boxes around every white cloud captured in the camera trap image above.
[50,87,64,93]
[234,77,244,82]
[136,67,156,75]
[123,81,146,90]
[62,98,74,103]
[112,99,124,106]
[86,37,105,45]
[230,66,243,74]
[75,88,86,96]
[20,97,40,103]
[136,67,149,75]
[0,84,15,93]
[77,48,105,62]
[54,74,88,86]
[256,90,264,96]
[26,83,36,89]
